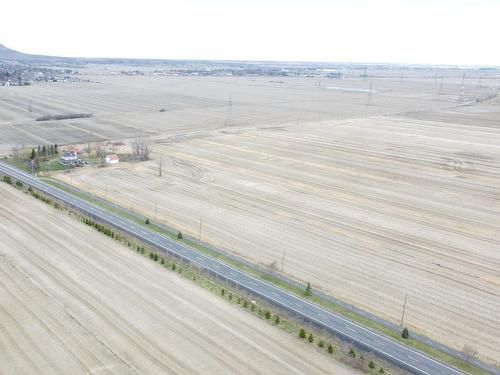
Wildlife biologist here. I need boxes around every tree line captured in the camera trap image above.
[30,144,59,160]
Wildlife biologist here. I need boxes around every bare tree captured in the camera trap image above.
[131,129,151,161]
[11,145,20,160]
[95,142,103,157]
[30,156,41,173]
[268,260,278,273]
[462,344,478,362]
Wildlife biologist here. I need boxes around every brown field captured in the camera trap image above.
[0,68,496,155]
[0,182,357,374]
[2,68,500,365]
[56,105,500,365]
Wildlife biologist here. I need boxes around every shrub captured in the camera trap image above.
[379,368,385,373]
[308,333,314,343]
[299,328,306,339]
[318,340,324,348]
[177,231,183,239]
[265,311,271,319]
[221,289,225,296]
[228,294,232,300]
[369,361,375,369]
[251,304,256,312]
[28,186,33,192]
[243,300,248,308]
[274,315,280,324]
[328,344,333,354]
[462,344,479,362]
[349,348,356,358]
[153,253,159,261]
[237,297,241,304]
[149,252,154,259]
[16,180,23,187]
[305,282,312,296]
[402,326,409,339]
[145,218,150,225]
[160,258,165,265]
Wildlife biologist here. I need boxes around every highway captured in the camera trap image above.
[0,161,465,375]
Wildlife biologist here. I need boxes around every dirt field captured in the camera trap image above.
[2,68,500,365]
[54,104,500,365]
[0,183,356,374]
[0,67,495,155]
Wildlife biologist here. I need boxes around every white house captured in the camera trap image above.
[60,151,78,165]
[105,154,119,164]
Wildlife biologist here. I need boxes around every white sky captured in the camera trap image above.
[1,0,499,65]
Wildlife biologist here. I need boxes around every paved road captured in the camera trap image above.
[0,162,466,375]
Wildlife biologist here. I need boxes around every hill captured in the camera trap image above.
[0,43,31,60]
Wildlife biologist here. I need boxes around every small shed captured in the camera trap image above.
[105,154,120,165]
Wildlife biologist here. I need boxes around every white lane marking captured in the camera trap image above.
[345,326,356,333]
[318,313,329,319]
[408,356,419,362]
[375,340,386,346]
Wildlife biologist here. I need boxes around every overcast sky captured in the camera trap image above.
[1,0,499,65]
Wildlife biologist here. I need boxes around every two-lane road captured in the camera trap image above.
[0,161,465,375]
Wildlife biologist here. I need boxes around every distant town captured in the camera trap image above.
[0,64,91,86]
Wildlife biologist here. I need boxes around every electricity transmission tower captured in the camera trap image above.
[366,81,373,106]
[458,73,466,102]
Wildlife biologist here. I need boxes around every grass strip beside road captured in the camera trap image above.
[42,177,488,375]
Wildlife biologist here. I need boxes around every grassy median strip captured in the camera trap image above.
[26,177,489,375]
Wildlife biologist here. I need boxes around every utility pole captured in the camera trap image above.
[224,96,232,126]
[198,217,202,242]
[281,248,286,274]
[400,292,408,326]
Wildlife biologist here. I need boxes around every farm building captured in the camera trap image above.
[60,151,79,165]
[105,154,119,164]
